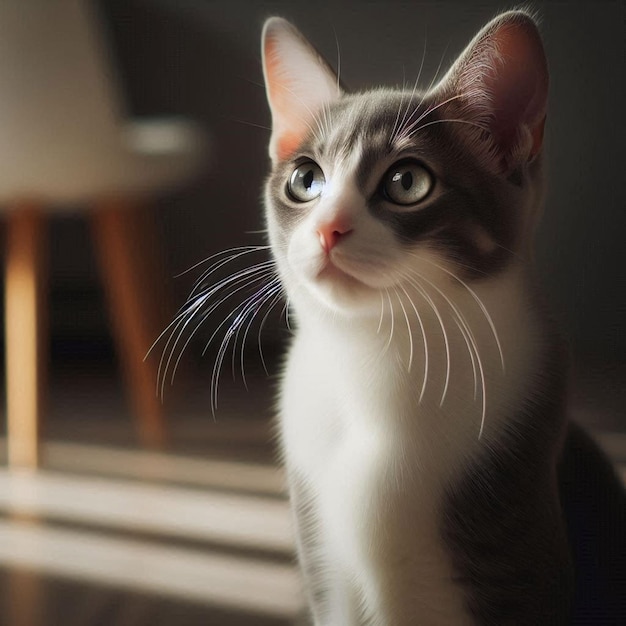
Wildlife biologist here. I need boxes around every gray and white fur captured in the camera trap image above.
[259,10,625,625]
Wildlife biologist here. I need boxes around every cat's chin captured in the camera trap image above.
[302,265,382,316]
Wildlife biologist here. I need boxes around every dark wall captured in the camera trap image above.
[52,1,625,371]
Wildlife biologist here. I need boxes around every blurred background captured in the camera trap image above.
[0,1,623,624]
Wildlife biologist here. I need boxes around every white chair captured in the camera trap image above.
[0,0,206,467]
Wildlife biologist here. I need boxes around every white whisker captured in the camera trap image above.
[236,280,282,390]
[377,290,385,334]
[401,272,450,406]
[402,261,484,425]
[419,256,505,372]
[384,288,395,355]
[397,283,428,402]
[284,297,293,332]
[209,280,281,414]
[399,39,452,142]
[452,317,479,401]
[148,257,270,365]
[257,290,287,375]
[162,264,276,394]
[394,287,414,373]
[407,117,486,139]
[173,245,270,279]
[392,33,427,143]
[190,252,273,298]
[199,270,278,362]
[332,23,341,91]
[398,91,483,142]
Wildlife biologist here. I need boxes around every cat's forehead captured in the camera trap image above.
[306,90,440,163]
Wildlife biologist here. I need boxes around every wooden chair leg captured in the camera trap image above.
[90,199,168,449]
[4,205,46,469]
[6,568,43,626]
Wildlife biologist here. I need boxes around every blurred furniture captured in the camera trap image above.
[0,0,205,468]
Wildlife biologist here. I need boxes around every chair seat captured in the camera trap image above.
[0,117,207,209]
[0,0,204,466]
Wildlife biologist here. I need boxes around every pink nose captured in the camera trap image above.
[317,222,353,253]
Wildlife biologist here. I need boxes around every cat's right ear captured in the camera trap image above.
[433,11,549,174]
[262,18,341,162]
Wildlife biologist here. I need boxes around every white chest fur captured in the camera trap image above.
[278,267,540,625]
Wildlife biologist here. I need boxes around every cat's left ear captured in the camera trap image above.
[434,11,549,173]
[262,17,341,162]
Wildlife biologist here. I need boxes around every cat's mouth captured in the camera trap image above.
[316,259,368,289]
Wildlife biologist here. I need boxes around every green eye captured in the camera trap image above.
[288,161,325,202]
[382,160,433,206]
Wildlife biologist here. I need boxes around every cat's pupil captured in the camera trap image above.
[392,170,414,191]
[303,169,314,190]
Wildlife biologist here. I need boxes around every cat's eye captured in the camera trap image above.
[288,161,325,202]
[381,160,433,206]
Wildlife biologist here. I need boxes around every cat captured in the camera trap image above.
[258,9,625,625]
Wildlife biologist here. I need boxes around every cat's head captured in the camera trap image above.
[262,11,548,317]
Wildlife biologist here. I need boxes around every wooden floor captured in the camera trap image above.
[0,370,623,626]
[0,437,303,625]
[0,368,306,626]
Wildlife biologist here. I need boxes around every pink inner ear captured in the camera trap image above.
[264,36,307,160]
[276,131,302,161]
[263,20,341,162]
[484,21,549,157]
[263,36,287,112]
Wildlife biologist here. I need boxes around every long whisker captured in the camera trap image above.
[162,259,276,381]
[209,280,281,414]
[173,245,270,279]
[453,317,479,401]
[398,91,483,142]
[397,282,428,402]
[257,289,287,375]
[418,255,505,372]
[237,282,283,390]
[394,287,414,373]
[197,268,278,362]
[144,246,268,361]
[392,32,428,144]
[389,65,410,148]
[189,250,272,299]
[384,288,395,354]
[377,290,385,334]
[232,279,282,390]
[284,297,293,332]
[411,268,486,437]
[408,118,487,139]
[400,271,450,406]
[332,23,341,92]
[147,292,204,364]
[162,265,276,398]
[235,279,282,389]
[405,40,451,135]
[390,86,407,148]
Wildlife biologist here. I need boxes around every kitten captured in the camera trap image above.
[260,10,625,625]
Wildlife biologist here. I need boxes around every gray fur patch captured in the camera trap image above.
[442,340,573,624]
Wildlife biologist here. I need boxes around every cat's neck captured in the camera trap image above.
[291,261,546,441]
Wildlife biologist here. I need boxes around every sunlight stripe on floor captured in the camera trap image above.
[0,469,293,552]
[0,520,303,618]
[43,441,286,495]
